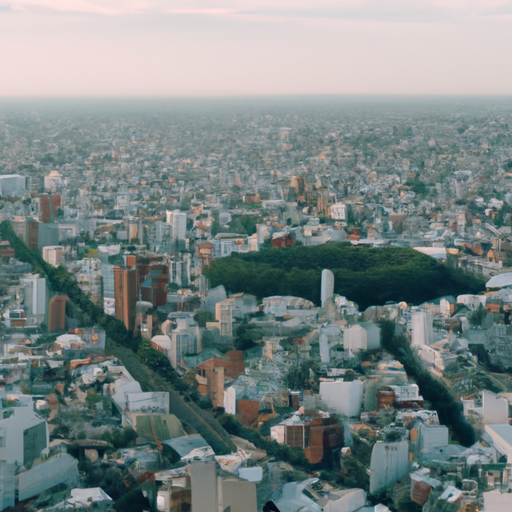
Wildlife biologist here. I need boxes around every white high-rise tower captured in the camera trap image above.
[321,269,335,308]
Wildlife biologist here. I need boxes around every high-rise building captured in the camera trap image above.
[209,367,225,409]
[0,175,28,197]
[190,461,217,512]
[38,223,59,249]
[172,210,187,243]
[166,316,202,367]
[51,193,61,218]
[190,461,258,512]
[42,246,65,267]
[102,263,115,314]
[20,274,46,317]
[0,407,48,467]
[39,193,61,223]
[10,216,28,245]
[215,299,234,337]
[102,264,115,299]
[320,269,335,308]
[170,254,191,287]
[9,217,39,251]
[114,266,138,331]
[411,311,434,346]
[136,256,169,307]
[140,269,168,307]
[44,170,62,192]
[48,295,68,332]
[26,218,39,251]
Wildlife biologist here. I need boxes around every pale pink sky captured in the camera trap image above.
[1,0,512,96]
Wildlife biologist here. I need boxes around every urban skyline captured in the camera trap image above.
[3,2,512,512]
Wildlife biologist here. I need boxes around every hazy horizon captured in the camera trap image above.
[2,1,512,97]
[2,94,512,99]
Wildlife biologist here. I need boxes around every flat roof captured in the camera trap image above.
[486,424,512,445]
[486,273,512,289]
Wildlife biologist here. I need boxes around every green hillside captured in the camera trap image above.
[205,244,485,310]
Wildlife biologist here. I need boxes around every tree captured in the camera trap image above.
[204,244,484,309]
[380,320,475,446]
[384,430,402,442]
[86,389,101,410]
[469,304,485,326]
[194,310,214,327]
[113,487,150,512]
[339,455,369,490]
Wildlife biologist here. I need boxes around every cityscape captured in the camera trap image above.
[2,2,512,512]
[1,96,512,511]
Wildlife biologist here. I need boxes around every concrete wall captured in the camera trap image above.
[190,461,218,512]
[218,477,258,512]
[370,441,409,494]
[363,322,381,351]
[224,387,236,415]
[344,323,380,352]
[344,325,366,352]
[484,489,512,511]
[419,424,449,453]
[411,311,433,347]
[483,391,509,424]
[485,425,512,463]
[319,380,363,417]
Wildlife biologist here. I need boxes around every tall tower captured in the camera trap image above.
[457,211,466,235]
[39,193,61,223]
[172,210,187,243]
[48,295,68,332]
[321,269,335,308]
[114,266,138,331]
[216,299,234,337]
[411,311,433,346]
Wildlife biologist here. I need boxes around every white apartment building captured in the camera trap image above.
[329,202,347,221]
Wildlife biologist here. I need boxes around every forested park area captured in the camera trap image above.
[205,244,485,309]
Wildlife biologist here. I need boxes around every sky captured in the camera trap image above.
[1,0,512,97]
